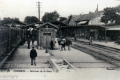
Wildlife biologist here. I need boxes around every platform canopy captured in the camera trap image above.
[37,22,59,29]
[105,25,120,30]
[84,25,107,29]
[50,21,68,26]
[0,20,26,27]
[106,28,120,30]
[64,25,107,29]
[24,22,43,29]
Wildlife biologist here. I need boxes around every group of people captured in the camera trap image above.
[27,35,36,49]
[26,28,37,49]
[49,38,72,51]
[58,38,72,51]
[29,37,72,66]
[27,35,37,66]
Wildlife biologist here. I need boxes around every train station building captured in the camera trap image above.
[61,10,120,41]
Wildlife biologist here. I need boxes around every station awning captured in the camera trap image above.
[63,25,106,29]
[50,21,68,26]
[105,25,120,30]
[25,22,43,29]
[106,28,120,30]
[37,22,59,29]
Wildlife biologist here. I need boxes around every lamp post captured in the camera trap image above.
[45,25,48,53]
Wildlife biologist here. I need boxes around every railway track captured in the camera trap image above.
[75,40,120,58]
[72,41,120,67]
[76,40,120,53]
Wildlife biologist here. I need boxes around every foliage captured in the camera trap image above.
[116,5,120,13]
[59,17,67,22]
[24,16,39,24]
[101,7,120,24]
[42,11,60,22]
[0,17,20,25]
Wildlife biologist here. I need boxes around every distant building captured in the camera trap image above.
[88,11,105,25]
[67,15,81,26]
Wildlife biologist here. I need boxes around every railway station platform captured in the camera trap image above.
[0,38,120,80]
[0,41,78,80]
[47,41,120,80]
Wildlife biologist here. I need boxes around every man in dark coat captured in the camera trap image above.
[58,39,61,50]
[61,39,66,51]
[27,35,31,49]
[89,36,92,45]
[66,40,72,50]
[31,36,35,46]
[50,40,54,50]
[30,47,37,66]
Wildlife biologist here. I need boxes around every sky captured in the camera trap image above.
[0,0,120,21]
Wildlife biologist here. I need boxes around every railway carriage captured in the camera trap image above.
[0,26,8,56]
[0,26,22,56]
[10,27,22,47]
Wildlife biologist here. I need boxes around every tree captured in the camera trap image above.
[24,16,39,24]
[101,7,120,24]
[59,17,67,22]
[0,17,20,25]
[42,11,60,22]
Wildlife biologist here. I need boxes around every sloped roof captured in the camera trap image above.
[62,19,68,24]
[24,22,43,29]
[77,13,94,21]
[37,22,59,29]
[68,15,81,22]
[72,15,81,21]
[26,22,43,27]
[66,15,81,26]
[0,20,26,25]
[77,11,103,21]
[50,21,68,26]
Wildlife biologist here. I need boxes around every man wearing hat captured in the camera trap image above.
[30,47,37,66]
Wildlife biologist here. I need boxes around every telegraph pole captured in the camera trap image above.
[36,1,42,49]
[37,1,40,21]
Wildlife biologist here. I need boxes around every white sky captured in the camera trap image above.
[0,0,120,21]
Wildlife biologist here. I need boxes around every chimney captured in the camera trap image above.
[95,4,98,12]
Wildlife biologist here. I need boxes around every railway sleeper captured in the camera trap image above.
[87,51,120,67]
[72,45,120,67]
[76,41,120,55]
[74,44,120,62]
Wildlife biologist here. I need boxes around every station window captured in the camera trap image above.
[43,33,51,36]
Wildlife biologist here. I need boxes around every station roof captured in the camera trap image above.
[63,25,106,29]
[86,25,106,29]
[77,13,94,21]
[37,22,59,29]
[105,25,120,30]
[50,21,68,26]
[0,20,26,26]
[106,28,120,30]
[25,22,43,29]
[76,11,103,22]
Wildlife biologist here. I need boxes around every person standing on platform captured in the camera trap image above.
[75,34,77,41]
[27,35,31,49]
[30,47,37,66]
[58,38,61,50]
[61,39,66,51]
[89,36,92,45]
[50,40,54,50]
[29,28,32,39]
[31,36,35,46]
[66,39,72,50]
